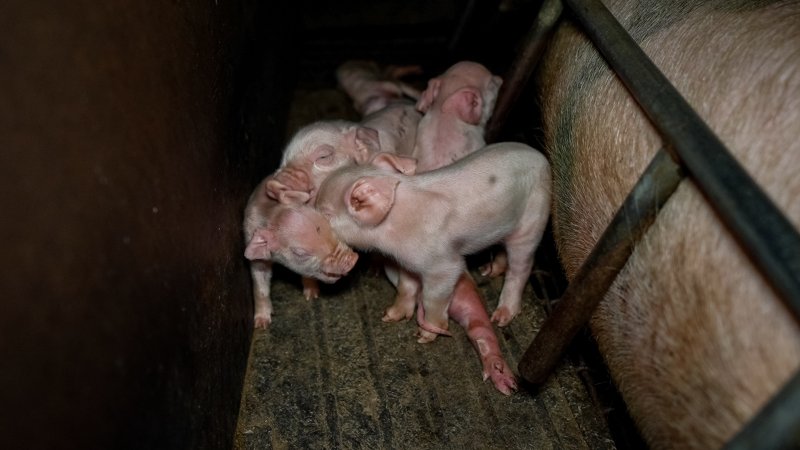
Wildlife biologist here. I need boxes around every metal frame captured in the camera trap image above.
[487,0,800,448]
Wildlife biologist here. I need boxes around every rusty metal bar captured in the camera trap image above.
[724,369,800,449]
[564,0,800,320]
[519,149,683,383]
[484,0,563,143]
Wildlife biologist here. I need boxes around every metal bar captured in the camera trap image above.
[565,0,800,321]
[484,0,563,143]
[724,369,800,450]
[446,0,478,52]
[518,149,683,384]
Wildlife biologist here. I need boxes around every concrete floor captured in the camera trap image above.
[234,87,619,450]
[234,262,616,450]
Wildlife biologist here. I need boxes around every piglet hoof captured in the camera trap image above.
[302,277,320,301]
[382,304,414,322]
[415,314,452,343]
[416,327,439,344]
[254,314,272,330]
[303,285,320,301]
[479,262,501,278]
[490,307,518,327]
[479,253,508,278]
[483,357,518,396]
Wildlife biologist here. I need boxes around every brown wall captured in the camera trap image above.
[0,1,296,448]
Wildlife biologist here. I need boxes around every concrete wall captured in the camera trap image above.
[0,1,296,448]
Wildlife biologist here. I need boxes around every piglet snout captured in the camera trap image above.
[321,243,359,281]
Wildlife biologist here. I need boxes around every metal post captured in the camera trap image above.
[724,370,800,450]
[485,0,563,143]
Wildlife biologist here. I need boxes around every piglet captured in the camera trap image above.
[315,143,551,342]
[266,103,421,204]
[412,61,502,170]
[414,62,510,282]
[411,62,510,282]
[382,61,509,326]
[245,97,417,327]
[332,62,519,392]
[243,175,359,328]
[336,60,422,116]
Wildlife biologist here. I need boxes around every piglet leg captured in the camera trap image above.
[449,273,517,395]
[302,276,320,300]
[250,260,273,329]
[380,263,517,393]
[416,261,462,343]
[383,263,452,335]
[383,267,419,322]
[336,60,421,116]
[479,249,508,278]
[415,305,453,337]
[492,234,541,326]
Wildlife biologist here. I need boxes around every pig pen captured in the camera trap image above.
[20,0,800,449]
[1,0,637,449]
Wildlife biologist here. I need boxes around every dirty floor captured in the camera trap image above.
[234,88,619,450]
[235,264,618,450]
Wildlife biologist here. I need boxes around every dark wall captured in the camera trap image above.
[0,1,296,448]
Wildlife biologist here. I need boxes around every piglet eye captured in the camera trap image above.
[290,247,312,259]
[313,147,336,169]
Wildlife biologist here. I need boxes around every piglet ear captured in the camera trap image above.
[245,229,278,261]
[489,75,503,96]
[354,127,381,163]
[442,87,483,125]
[266,180,312,205]
[265,168,312,202]
[482,75,504,120]
[347,176,399,227]
[370,152,417,175]
[265,178,288,201]
[278,190,311,205]
[415,78,441,113]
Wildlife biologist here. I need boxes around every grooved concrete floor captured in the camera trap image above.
[235,265,615,450]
